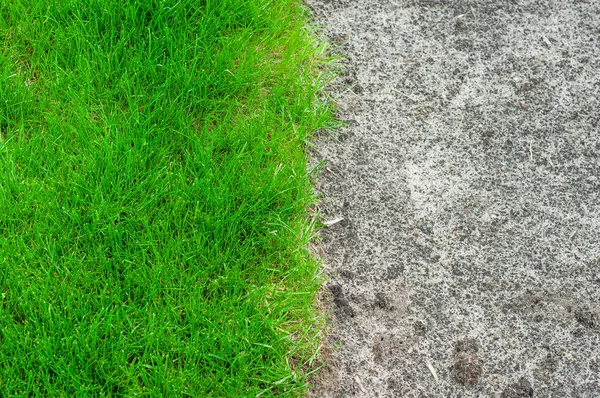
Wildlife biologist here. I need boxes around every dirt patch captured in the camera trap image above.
[308,0,600,396]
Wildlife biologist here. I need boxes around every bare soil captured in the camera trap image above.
[308,0,600,397]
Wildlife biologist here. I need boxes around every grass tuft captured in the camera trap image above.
[0,0,336,395]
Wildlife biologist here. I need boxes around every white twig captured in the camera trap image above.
[323,217,344,227]
[354,376,367,393]
[541,34,552,47]
[426,359,439,382]
[529,141,534,162]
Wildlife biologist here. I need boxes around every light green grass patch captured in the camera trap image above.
[0,0,336,395]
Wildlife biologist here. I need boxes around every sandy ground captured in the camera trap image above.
[307,0,600,397]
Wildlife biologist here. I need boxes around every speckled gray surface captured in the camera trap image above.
[307,0,600,397]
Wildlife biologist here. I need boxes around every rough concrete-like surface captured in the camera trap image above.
[307,0,600,397]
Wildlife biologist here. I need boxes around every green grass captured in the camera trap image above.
[0,0,336,395]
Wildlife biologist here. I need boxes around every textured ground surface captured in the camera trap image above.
[307,1,600,397]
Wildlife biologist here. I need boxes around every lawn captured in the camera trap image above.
[0,0,335,395]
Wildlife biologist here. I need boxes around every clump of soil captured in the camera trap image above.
[501,378,534,398]
[327,284,355,319]
[450,338,483,386]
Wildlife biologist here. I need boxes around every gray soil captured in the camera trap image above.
[306,0,600,397]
